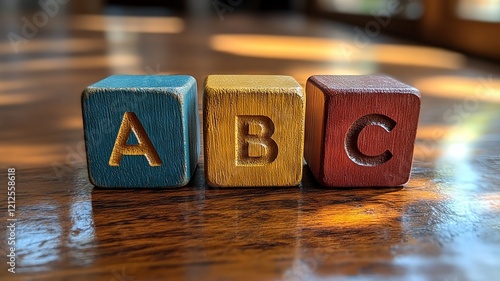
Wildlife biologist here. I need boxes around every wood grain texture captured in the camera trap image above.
[203,75,305,187]
[304,75,420,187]
[82,75,200,188]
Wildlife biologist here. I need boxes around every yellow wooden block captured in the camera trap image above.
[203,75,305,187]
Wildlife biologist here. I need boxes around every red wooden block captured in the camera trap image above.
[304,75,420,187]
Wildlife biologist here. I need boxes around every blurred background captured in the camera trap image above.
[0,0,500,167]
[0,0,499,167]
[3,0,500,59]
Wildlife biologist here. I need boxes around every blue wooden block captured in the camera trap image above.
[82,75,200,188]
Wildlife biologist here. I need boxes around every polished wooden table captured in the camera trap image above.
[1,13,499,281]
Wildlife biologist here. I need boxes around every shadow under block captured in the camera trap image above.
[203,75,305,187]
[304,75,420,187]
[82,75,200,188]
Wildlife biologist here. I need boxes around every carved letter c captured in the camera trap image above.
[345,114,396,167]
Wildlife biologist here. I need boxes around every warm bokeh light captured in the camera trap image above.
[0,144,65,166]
[0,38,106,55]
[416,125,450,140]
[0,93,41,106]
[211,34,348,61]
[414,75,500,102]
[210,34,465,69]
[0,54,140,73]
[371,44,465,69]
[71,15,184,34]
[0,80,29,93]
[59,116,84,130]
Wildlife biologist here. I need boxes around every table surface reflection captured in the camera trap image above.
[0,13,499,281]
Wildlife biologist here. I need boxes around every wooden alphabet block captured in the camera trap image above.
[82,75,200,188]
[304,75,420,187]
[203,75,305,187]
